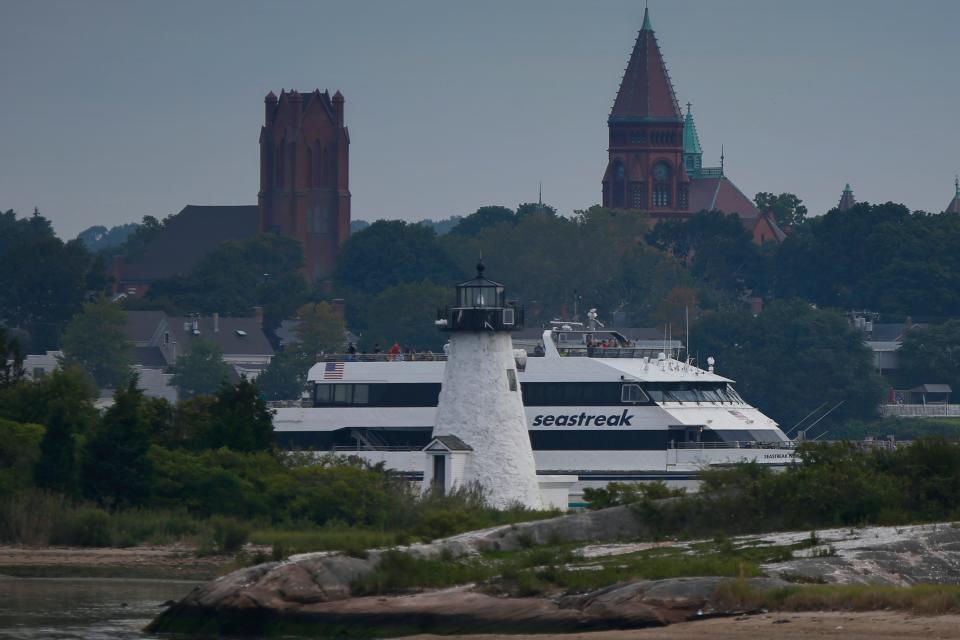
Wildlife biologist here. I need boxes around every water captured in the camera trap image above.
[0,578,197,639]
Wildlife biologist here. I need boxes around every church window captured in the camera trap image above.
[678,185,689,209]
[653,186,670,207]
[612,161,626,208]
[630,130,646,145]
[308,207,330,233]
[631,183,646,208]
[307,148,313,187]
[275,148,283,187]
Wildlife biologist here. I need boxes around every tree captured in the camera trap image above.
[81,379,154,507]
[691,301,883,430]
[897,321,960,392]
[141,234,308,331]
[334,220,461,295]
[0,419,44,496]
[360,281,452,351]
[203,378,275,452]
[34,405,79,495]
[169,339,234,399]
[61,295,133,388]
[754,192,808,227]
[295,302,346,356]
[448,206,516,237]
[257,349,312,401]
[0,365,98,431]
[516,202,558,219]
[0,209,105,350]
[0,328,25,389]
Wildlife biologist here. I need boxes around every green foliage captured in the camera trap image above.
[714,582,960,616]
[897,320,960,390]
[60,295,133,388]
[0,366,97,433]
[334,220,461,295]
[75,221,140,252]
[359,281,452,351]
[140,234,308,330]
[202,378,274,452]
[294,302,346,356]
[170,339,234,399]
[691,301,883,428]
[829,417,960,441]
[448,205,517,237]
[754,192,808,227]
[34,406,79,496]
[0,328,25,389]
[775,202,960,316]
[208,516,250,553]
[582,481,685,509]
[81,380,154,507]
[632,439,960,539]
[0,419,44,496]
[256,349,311,401]
[0,209,107,350]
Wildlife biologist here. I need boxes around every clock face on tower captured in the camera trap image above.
[653,162,669,181]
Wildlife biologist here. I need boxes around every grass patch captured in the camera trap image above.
[715,581,960,616]
[352,549,495,595]
[249,528,406,559]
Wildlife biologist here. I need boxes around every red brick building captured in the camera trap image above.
[601,8,782,242]
[259,89,351,283]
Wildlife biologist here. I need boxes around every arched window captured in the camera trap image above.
[306,148,313,188]
[275,148,283,188]
[612,161,626,208]
[652,161,671,208]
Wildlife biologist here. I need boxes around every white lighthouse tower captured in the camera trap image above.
[425,261,543,509]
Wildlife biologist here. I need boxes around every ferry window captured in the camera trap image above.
[333,384,351,404]
[353,384,369,404]
[621,384,649,403]
[647,389,664,402]
[507,369,518,391]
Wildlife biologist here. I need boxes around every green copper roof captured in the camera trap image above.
[844,183,852,193]
[641,7,652,31]
[683,103,703,155]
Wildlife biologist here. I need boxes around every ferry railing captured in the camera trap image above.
[331,445,424,452]
[317,353,449,363]
[555,346,679,359]
[672,441,797,450]
[881,404,960,417]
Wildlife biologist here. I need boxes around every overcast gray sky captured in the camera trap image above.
[2,0,958,239]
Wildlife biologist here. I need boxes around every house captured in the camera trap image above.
[125,309,275,379]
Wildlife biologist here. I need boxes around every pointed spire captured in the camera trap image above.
[947,175,960,214]
[609,5,681,122]
[720,145,725,177]
[538,181,543,207]
[683,102,703,156]
[838,183,856,211]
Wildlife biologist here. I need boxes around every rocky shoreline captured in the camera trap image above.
[148,507,960,637]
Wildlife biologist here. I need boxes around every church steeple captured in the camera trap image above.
[947,176,960,214]
[683,102,703,175]
[609,7,682,123]
[838,183,856,211]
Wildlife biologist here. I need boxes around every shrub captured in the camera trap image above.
[209,516,250,553]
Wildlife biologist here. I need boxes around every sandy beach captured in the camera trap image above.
[400,611,960,640]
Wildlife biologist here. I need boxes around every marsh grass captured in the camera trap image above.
[714,580,960,616]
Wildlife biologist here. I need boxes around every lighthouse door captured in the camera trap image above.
[432,455,447,494]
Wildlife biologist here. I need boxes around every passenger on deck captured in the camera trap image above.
[533,343,545,357]
[389,342,402,361]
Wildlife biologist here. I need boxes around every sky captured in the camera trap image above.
[1,0,958,239]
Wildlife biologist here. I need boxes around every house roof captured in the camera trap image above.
[168,315,274,358]
[426,435,474,452]
[126,310,167,343]
[133,346,167,368]
[688,177,761,219]
[120,205,259,282]
[909,384,952,394]
[609,8,682,123]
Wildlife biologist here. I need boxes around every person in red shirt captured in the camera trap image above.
[389,341,402,361]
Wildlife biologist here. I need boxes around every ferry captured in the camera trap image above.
[273,324,796,496]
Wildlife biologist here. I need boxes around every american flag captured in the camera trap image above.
[323,362,345,379]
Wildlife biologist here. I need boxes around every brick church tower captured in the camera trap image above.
[258,89,350,282]
[602,8,689,215]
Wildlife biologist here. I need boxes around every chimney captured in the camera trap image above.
[213,312,219,333]
[253,306,264,328]
[264,90,278,125]
[332,90,344,126]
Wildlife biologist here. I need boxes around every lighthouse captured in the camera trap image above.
[424,261,543,509]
